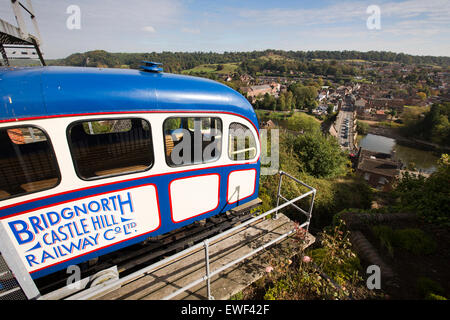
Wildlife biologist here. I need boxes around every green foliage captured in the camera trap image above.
[51,50,450,79]
[229,291,244,300]
[259,131,372,227]
[263,268,341,300]
[285,112,321,132]
[372,225,395,257]
[426,293,447,300]
[82,121,120,134]
[164,118,181,130]
[394,154,450,226]
[253,84,320,112]
[289,84,318,110]
[402,103,450,146]
[290,131,349,179]
[371,226,437,256]
[356,120,369,135]
[416,277,446,298]
[394,229,437,255]
[310,247,361,287]
[311,222,362,286]
[262,221,370,300]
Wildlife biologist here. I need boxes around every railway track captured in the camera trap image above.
[35,200,261,296]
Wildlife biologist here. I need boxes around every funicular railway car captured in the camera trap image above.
[0,63,261,299]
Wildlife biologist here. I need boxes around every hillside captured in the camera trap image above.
[48,50,450,73]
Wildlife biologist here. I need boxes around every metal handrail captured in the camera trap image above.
[65,171,315,300]
[229,147,257,157]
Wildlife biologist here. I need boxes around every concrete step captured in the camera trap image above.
[97,213,315,300]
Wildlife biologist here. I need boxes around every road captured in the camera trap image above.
[335,105,355,152]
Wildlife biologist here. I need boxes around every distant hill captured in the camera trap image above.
[47,49,450,73]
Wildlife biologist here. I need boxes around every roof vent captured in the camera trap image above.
[140,61,163,73]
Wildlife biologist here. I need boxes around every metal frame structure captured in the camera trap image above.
[0,223,40,299]
[60,170,315,300]
[0,0,45,66]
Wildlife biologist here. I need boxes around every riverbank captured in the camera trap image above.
[358,133,440,174]
[365,124,450,153]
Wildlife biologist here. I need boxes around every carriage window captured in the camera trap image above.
[163,117,222,167]
[68,118,154,180]
[228,122,257,161]
[0,126,60,200]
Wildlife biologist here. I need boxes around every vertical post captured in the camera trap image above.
[11,0,28,39]
[28,127,36,142]
[306,189,316,232]
[88,122,94,134]
[204,240,213,300]
[26,0,43,45]
[31,38,45,66]
[0,44,9,66]
[274,171,283,219]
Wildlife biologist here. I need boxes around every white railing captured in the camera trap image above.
[64,171,315,300]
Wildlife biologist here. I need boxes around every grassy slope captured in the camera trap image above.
[181,62,239,75]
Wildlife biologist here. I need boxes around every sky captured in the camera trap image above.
[0,0,449,59]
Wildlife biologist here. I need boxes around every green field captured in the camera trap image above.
[181,62,239,75]
[403,105,430,116]
[312,58,368,63]
[259,54,296,62]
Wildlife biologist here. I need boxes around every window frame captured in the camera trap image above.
[162,115,223,168]
[66,117,155,181]
[0,124,61,201]
[227,121,258,162]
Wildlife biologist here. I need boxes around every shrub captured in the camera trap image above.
[229,291,244,300]
[372,225,395,257]
[394,229,437,255]
[371,226,437,256]
[309,222,362,287]
[259,132,372,228]
[291,131,349,178]
[262,221,367,300]
[310,247,361,286]
[416,277,445,298]
[284,112,321,132]
[426,293,447,300]
[394,155,450,227]
[356,121,369,135]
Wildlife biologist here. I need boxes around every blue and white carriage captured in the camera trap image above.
[0,64,260,281]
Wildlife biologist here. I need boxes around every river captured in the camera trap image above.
[359,134,439,173]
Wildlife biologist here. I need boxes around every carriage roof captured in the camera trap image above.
[0,66,258,127]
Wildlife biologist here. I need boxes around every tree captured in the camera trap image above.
[417,92,427,100]
[356,121,369,135]
[278,93,286,111]
[291,131,349,178]
[290,85,318,110]
[262,93,277,111]
[317,77,324,87]
[395,154,450,226]
[327,104,335,115]
[419,103,450,145]
[385,109,397,122]
[286,91,294,111]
